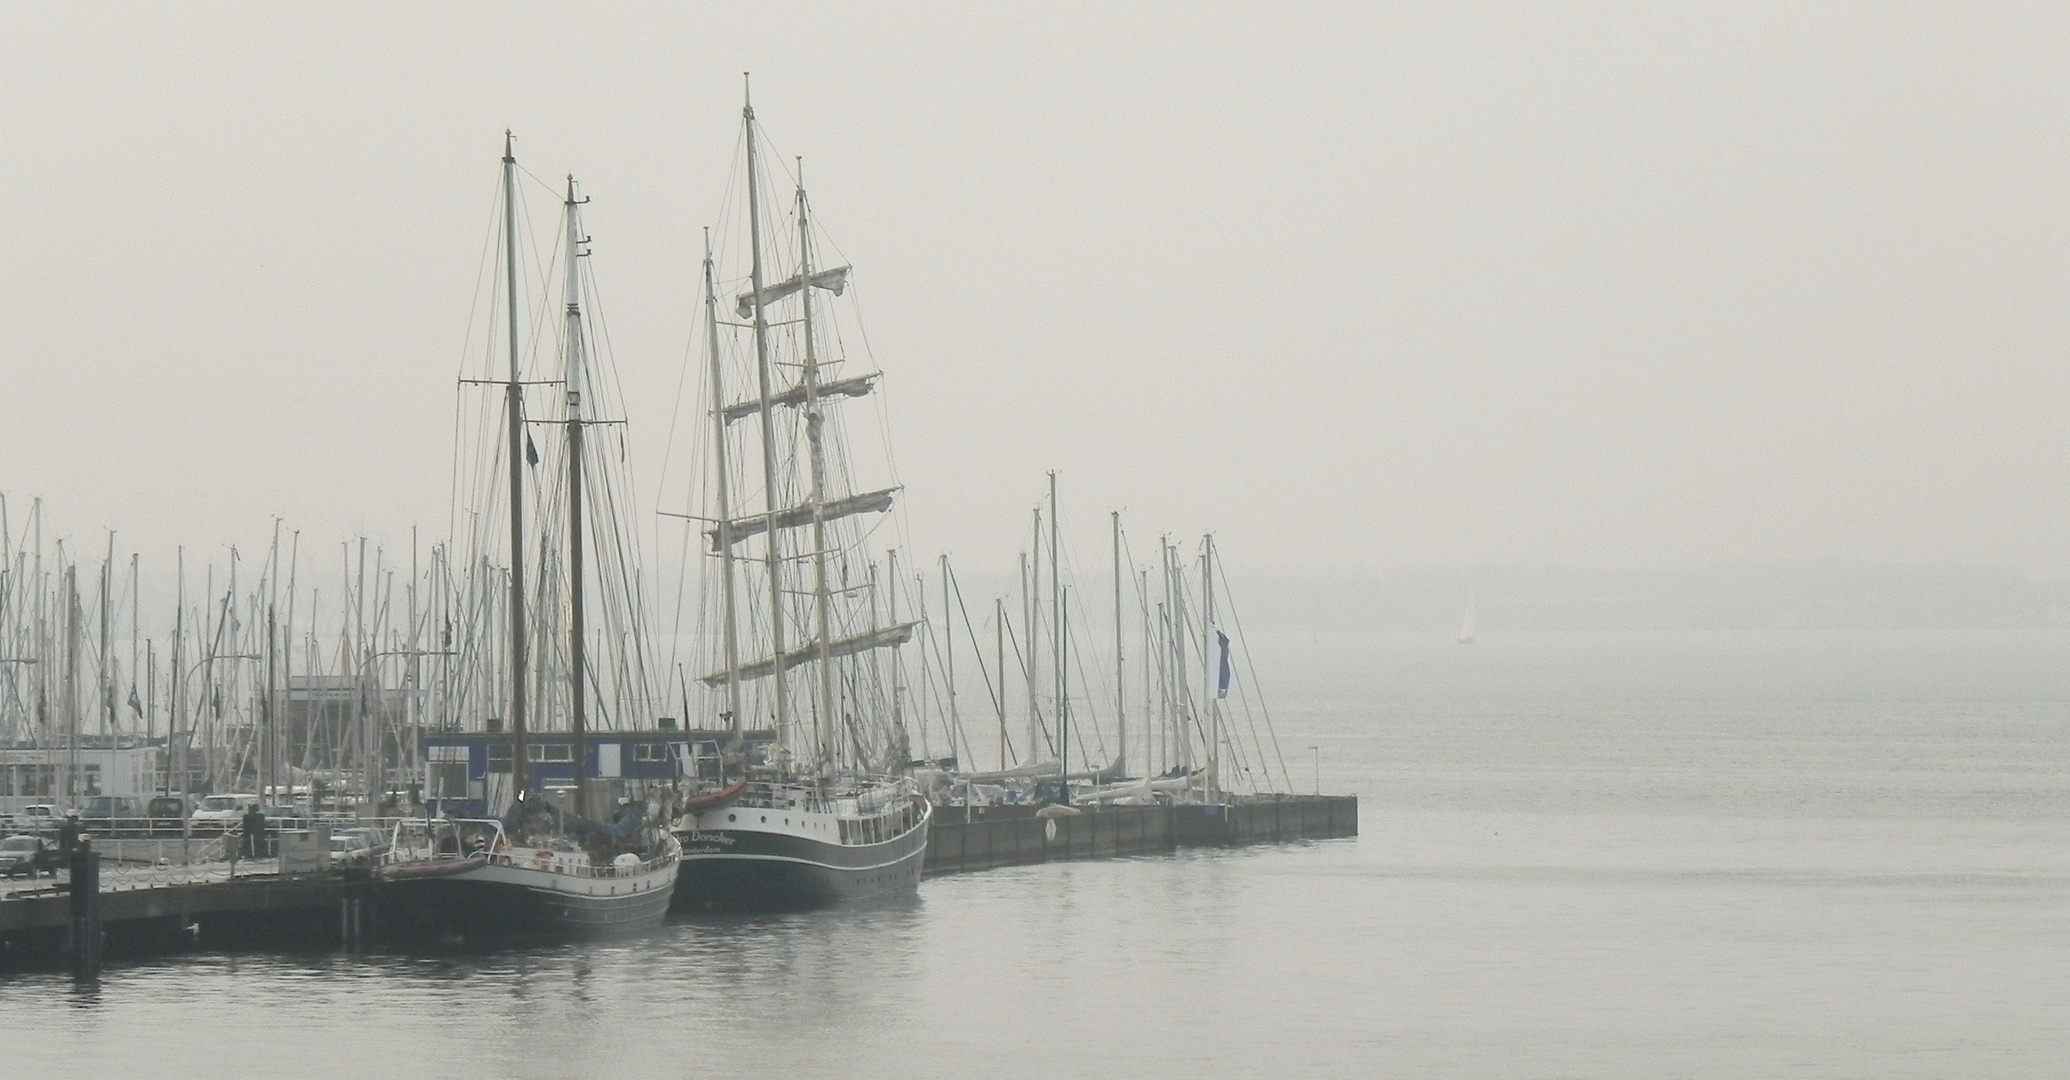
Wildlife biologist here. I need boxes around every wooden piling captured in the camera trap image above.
[67,841,101,980]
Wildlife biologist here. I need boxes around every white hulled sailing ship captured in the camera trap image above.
[379,137,677,941]
[669,90,930,910]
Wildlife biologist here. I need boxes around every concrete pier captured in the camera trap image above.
[3,796,1356,968]
[1,865,372,967]
[925,794,1358,876]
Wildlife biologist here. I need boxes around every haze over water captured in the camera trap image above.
[8,628,2067,1077]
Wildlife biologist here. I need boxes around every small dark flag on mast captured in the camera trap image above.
[525,434,540,466]
[1216,631,1233,699]
[128,687,143,717]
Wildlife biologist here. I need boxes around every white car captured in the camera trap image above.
[188,794,260,832]
[9,805,59,832]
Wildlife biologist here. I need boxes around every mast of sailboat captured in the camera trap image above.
[1141,567,1153,776]
[99,537,112,740]
[501,131,531,800]
[1047,472,1060,775]
[1164,537,1187,769]
[1059,585,1070,785]
[1022,534,1036,760]
[741,78,793,760]
[995,597,1006,771]
[65,566,79,810]
[172,546,183,799]
[702,229,744,732]
[562,174,592,821]
[942,554,957,769]
[1201,533,1217,802]
[888,549,902,740]
[132,551,141,743]
[795,161,838,775]
[1112,511,1124,778]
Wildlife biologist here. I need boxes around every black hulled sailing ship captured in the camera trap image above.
[379,138,677,941]
[670,90,930,911]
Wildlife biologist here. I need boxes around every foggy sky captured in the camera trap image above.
[2,3,2065,581]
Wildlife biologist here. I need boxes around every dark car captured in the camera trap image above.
[145,796,189,836]
[0,833,61,879]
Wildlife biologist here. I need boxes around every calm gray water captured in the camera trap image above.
[8,630,2069,1078]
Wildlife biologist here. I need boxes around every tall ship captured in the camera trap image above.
[669,89,930,910]
[379,136,677,941]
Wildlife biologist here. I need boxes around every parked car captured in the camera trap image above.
[10,805,59,833]
[328,826,391,866]
[260,804,310,829]
[80,795,143,823]
[188,794,260,833]
[145,796,189,835]
[0,833,62,878]
[328,831,376,868]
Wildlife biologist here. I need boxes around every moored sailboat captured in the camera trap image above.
[668,88,929,911]
[378,137,676,941]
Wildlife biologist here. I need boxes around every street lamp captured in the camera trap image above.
[1306,745,1320,796]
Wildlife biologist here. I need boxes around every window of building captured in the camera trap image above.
[429,763,469,798]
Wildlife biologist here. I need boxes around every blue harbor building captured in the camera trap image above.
[420,727,688,819]
[417,725,782,818]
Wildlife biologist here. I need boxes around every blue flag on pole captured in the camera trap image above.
[1215,630,1232,699]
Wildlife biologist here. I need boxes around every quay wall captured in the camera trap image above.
[0,872,370,964]
[924,794,1357,877]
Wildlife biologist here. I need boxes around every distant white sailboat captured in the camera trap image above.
[1457,596,1476,645]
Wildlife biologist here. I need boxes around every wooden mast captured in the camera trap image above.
[562,175,591,820]
[501,131,531,801]
[795,162,838,775]
[702,230,744,733]
[741,78,793,759]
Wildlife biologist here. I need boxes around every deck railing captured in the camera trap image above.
[385,818,677,880]
[726,777,918,816]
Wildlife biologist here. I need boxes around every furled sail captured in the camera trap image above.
[702,620,920,686]
[735,265,851,318]
[706,486,900,551]
[721,372,877,423]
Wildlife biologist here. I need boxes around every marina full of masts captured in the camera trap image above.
[0,485,1291,817]
[0,113,1292,822]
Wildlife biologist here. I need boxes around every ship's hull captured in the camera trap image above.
[673,795,931,911]
[379,854,678,944]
